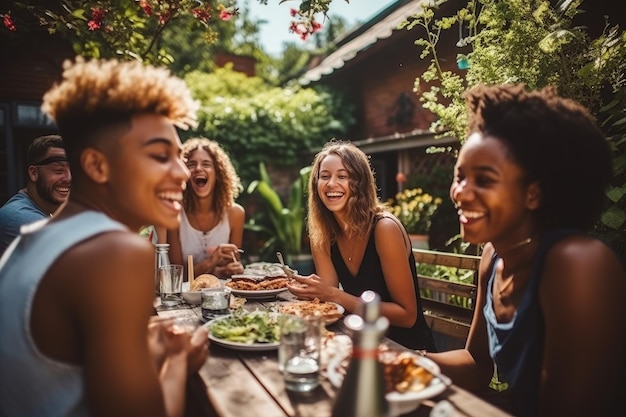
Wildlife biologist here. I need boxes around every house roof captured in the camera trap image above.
[299,0,429,86]
[353,130,458,154]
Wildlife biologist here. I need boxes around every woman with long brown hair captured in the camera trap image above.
[288,140,436,351]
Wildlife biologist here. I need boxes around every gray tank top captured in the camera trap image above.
[0,211,127,417]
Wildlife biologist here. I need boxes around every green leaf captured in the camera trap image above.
[256,181,285,218]
[606,186,626,203]
[601,206,626,230]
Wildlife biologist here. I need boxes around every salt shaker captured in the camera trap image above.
[331,290,390,417]
[154,243,171,295]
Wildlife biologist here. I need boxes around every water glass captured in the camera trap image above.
[159,264,184,307]
[201,287,231,320]
[279,315,322,393]
[171,316,201,334]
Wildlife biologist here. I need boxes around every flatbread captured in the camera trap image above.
[190,274,221,291]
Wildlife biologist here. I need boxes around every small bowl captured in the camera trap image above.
[182,282,201,305]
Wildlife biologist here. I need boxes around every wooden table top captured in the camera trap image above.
[155,293,512,417]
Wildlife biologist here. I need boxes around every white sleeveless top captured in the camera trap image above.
[179,210,230,265]
[0,211,126,417]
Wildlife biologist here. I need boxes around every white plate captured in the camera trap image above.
[205,314,280,352]
[208,333,280,351]
[240,262,293,277]
[327,352,447,417]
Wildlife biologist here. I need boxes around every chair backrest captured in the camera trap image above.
[414,248,480,343]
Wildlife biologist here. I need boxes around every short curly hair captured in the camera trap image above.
[182,137,241,220]
[464,84,612,231]
[41,57,198,175]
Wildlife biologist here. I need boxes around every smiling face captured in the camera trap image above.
[316,153,352,217]
[95,113,190,231]
[184,147,216,200]
[31,147,71,206]
[450,132,540,247]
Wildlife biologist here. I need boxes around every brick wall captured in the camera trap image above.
[320,23,463,142]
[215,53,256,77]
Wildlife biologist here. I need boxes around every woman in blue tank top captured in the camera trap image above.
[424,84,626,416]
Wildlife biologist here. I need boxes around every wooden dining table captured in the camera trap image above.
[155,291,513,417]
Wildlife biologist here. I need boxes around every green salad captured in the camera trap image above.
[208,310,281,344]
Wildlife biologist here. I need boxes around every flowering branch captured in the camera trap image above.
[1,0,345,61]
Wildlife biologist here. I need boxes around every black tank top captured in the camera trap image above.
[331,215,436,350]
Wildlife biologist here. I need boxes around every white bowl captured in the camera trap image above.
[182,282,201,305]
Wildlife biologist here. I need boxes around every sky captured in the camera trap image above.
[245,0,399,56]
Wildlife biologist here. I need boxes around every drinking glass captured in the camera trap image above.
[171,316,201,334]
[279,315,322,392]
[159,264,184,307]
[201,287,231,320]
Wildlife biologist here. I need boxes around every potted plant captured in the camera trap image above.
[385,187,443,249]
[245,162,313,272]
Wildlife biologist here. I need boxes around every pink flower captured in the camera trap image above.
[157,11,171,25]
[311,20,322,33]
[290,8,299,17]
[3,13,16,31]
[395,172,407,184]
[138,0,152,16]
[219,9,233,21]
[91,7,106,22]
[192,8,211,22]
[87,20,101,30]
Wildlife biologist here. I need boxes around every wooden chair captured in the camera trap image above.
[413,249,480,345]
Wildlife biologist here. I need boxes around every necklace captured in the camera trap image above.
[496,237,532,257]
[497,271,515,296]
[346,235,357,262]
[495,237,533,296]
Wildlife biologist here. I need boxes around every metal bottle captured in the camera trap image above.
[331,290,390,417]
[154,243,171,295]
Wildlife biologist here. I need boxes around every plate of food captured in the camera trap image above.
[241,262,295,277]
[225,275,289,299]
[205,310,281,351]
[272,299,345,325]
[326,346,448,416]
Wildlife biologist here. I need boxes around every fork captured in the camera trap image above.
[276,252,296,277]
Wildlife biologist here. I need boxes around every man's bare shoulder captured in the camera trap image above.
[51,230,155,298]
[60,230,152,264]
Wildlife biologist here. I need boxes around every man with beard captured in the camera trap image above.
[0,134,71,254]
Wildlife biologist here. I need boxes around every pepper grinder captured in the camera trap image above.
[331,290,390,417]
[154,243,171,295]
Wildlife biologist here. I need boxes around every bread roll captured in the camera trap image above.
[190,274,221,291]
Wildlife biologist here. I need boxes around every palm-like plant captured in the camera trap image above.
[246,162,312,262]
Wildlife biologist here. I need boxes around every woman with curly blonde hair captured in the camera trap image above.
[161,137,245,278]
